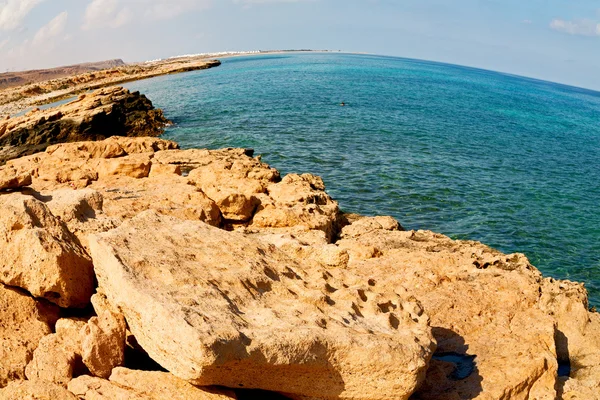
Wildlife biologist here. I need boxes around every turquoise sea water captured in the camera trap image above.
[124,53,600,306]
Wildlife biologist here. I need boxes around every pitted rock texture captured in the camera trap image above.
[333,220,594,399]
[80,294,127,378]
[0,136,599,399]
[0,193,94,307]
[0,86,170,164]
[0,164,32,190]
[0,284,59,388]
[89,210,435,400]
[24,317,87,386]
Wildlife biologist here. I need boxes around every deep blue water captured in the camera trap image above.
[124,53,600,306]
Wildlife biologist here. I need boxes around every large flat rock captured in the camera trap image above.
[89,210,434,400]
[335,222,566,399]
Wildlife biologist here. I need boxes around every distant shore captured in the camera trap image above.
[0,50,336,118]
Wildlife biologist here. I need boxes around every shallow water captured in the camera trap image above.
[124,53,600,306]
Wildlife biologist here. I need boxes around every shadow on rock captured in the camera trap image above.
[555,329,571,399]
[412,327,483,400]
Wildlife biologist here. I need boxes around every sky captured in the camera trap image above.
[1,0,600,90]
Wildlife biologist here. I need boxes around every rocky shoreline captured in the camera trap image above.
[0,57,220,118]
[0,135,598,399]
[0,87,170,165]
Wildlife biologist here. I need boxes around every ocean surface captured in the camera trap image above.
[123,53,600,306]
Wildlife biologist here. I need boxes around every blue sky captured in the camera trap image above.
[1,0,600,90]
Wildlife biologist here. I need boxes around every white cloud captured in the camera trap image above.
[82,0,129,30]
[82,0,211,30]
[142,0,211,20]
[33,11,68,46]
[0,37,8,50]
[550,18,600,37]
[0,0,44,31]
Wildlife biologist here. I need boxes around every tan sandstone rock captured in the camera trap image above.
[251,173,340,240]
[0,380,78,400]
[185,149,279,221]
[68,372,236,400]
[25,317,87,386]
[109,368,237,399]
[539,278,600,399]
[6,139,222,230]
[89,210,434,400]
[68,375,151,399]
[0,164,31,190]
[335,226,560,399]
[25,335,77,386]
[0,284,59,388]
[80,294,127,378]
[0,193,94,307]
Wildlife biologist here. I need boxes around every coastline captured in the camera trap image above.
[0,50,336,118]
[0,51,599,399]
[0,135,598,398]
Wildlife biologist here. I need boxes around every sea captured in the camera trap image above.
[123,53,600,306]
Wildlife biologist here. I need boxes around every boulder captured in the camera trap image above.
[336,227,560,399]
[0,284,59,388]
[185,149,280,221]
[251,174,340,241]
[0,193,94,307]
[25,318,87,386]
[89,210,434,400]
[0,380,77,400]
[0,165,31,190]
[80,294,127,378]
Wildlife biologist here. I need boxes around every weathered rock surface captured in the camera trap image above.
[0,380,78,400]
[0,136,599,399]
[251,173,340,241]
[0,57,220,118]
[68,371,236,400]
[68,375,150,399]
[109,368,237,399]
[80,294,127,378]
[0,193,94,307]
[89,210,435,400]
[0,284,59,388]
[333,220,597,399]
[25,318,86,386]
[0,164,32,190]
[0,86,170,164]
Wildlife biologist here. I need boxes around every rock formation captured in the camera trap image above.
[0,58,220,117]
[0,87,170,164]
[0,136,598,399]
